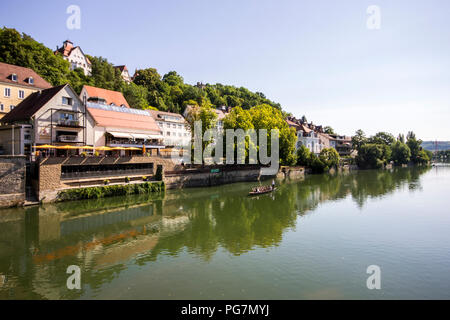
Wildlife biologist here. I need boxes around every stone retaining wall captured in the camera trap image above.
[0,156,26,208]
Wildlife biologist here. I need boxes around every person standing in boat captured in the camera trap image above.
[272,179,275,190]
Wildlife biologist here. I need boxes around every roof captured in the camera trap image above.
[1,84,67,123]
[55,41,91,65]
[82,85,130,108]
[87,106,161,133]
[149,110,185,121]
[114,65,128,72]
[0,62,52,89]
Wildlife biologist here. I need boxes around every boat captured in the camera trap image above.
[248,186,276,196]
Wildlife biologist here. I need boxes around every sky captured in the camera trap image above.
[1,0,449,140]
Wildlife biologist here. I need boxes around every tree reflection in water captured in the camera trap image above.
[0,167,431,299]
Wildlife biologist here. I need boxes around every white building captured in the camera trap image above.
[149,110,190,148]
[55,40,92,76]
[114,65,132,83]
[0,84,95,155]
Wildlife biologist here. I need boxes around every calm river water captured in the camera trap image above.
[0,166,449,300]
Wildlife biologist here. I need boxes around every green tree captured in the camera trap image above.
[324,126,335,135]
[390,141,411,165]
[319,148,340,168]
[122,82,149,109]
[369,132,395,146]
[296,145,311,166]
[352,129,367,151]
[356,144,389,169]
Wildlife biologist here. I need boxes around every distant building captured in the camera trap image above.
[149,110,190,148]
[114,65,132,83]
[0,62,52,119]
[55,40,92,76]
[287,117,329,155]
[326,134,353,156]
[80,85,130,108]
[183,105,228,132]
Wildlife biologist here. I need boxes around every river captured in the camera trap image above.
[0,166,449,299]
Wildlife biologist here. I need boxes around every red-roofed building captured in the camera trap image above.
[55,40,92,76]
[114,65,132,83]
[80,85,131,108]
[0,62,52,119]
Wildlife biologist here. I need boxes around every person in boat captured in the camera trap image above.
[272,179,275,190]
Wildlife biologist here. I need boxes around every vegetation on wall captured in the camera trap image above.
[58,181,165,201]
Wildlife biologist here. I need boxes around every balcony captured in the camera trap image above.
[57,119,83,128]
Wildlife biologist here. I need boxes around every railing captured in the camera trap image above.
[58,135,79,142]
[57,120,81,127]
[61,163,154,180]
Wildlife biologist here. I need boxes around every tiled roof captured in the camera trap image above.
[1,84,67,123]
[0,62,52,89]
[55,41,91,65]
[82,85,130,108]
[87,107,161,133]
[115,65,127,72]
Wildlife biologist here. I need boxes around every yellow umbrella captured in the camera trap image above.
[34,145,57,149]
[95,146,113,151]
[111,147,127,150]
[80,146,95,150]
[126,147,142,151]
[56,145,80,150]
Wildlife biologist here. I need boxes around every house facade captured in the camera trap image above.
[149,110,190,148]
[0,84,94,155]
[114,65,132,83]
[0,62,52,119]
[87,102,164,155]
[55,40,92,76]
[287,117,329,155]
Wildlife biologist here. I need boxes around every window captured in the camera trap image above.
[0,104,3,111]
[62,97,73,105]
[11,74,17,82]
[4,88,11,97]
[173,124,177,128]
[28,77,34,85]
[167,132,170,136]
[19,90,25,99]
[10,105,15,110]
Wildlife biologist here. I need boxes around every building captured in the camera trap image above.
[287,117,328,155]
[80,85,131,108]
[326,134,353,156]
[55,40,92,76]
[0,62,52,119]
[114,65,132,83]
[0,84,94,156]
[87,102,164,155]
[183,105,228,132]
[149,110,190,148]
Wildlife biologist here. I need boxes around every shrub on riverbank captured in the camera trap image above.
[58,181,165,201]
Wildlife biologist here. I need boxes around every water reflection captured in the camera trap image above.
[0,167,431,299]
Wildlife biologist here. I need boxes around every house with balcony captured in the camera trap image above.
[0,62,52,119]
[0,84,94,156]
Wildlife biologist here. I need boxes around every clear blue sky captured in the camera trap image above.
[1,0,449,140]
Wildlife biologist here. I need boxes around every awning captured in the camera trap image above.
[147,134,164,140]
[108,131,134,139]
[131,133,150,140]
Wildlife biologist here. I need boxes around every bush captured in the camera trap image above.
[58,182,165,201]
[356,144,390,169]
